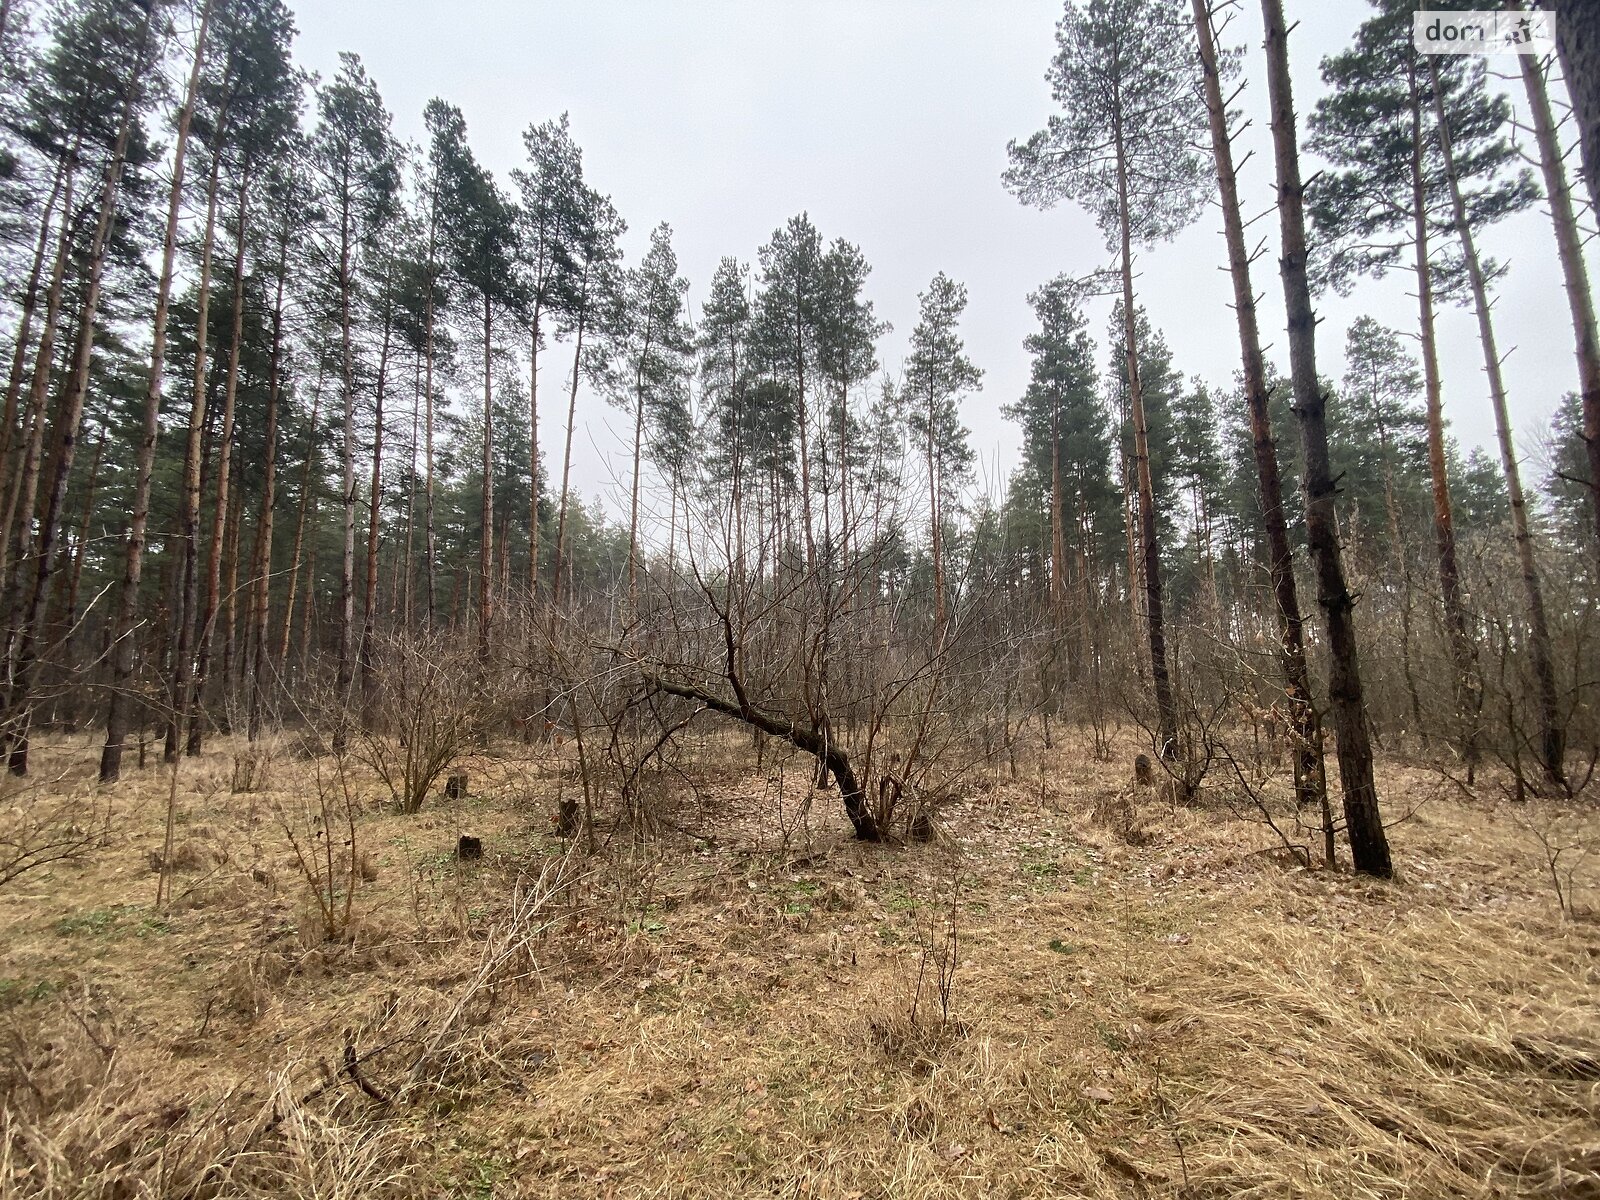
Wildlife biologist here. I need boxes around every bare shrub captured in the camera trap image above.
[864,857,964,1067]
[354,632,492,814]
[275,753,365,941]
[0,773,101,889]
[1512,802,1598,919]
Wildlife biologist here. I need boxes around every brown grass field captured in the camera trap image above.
[1,728,1597,1198]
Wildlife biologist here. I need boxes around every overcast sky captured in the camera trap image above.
[289,0,1595,515]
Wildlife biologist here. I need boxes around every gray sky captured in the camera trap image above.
[290,0,1595,514]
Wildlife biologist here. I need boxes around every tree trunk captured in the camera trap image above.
[1049,399,1066,621]
[629,382,644,617]
[9,52,148,774]
[528,313,540,599]
[927,385,947,642]
[1409,62,1479,767]
[1,166,76,596]
[0,144,73,504]
[1193,0,1327,824]
[478,294,493,661]
[279,369,323,670]
[335,183,358,751]
[62,427,104,637]
[165,156,222,763]
[247,228,288,744]
[647,673,881,841]
[1113,112,1178,756]
[1553,0,1600,215]
[1430,57,1566,792]
[422,213,439,630]
[1518,37,1600,576]
[101,7,210,781]
[551,265,590,614]
[1261,0,1391,878]
[361,274,395,715]
[189,171,251,756]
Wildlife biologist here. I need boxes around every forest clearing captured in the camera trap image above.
[1,728,1596,1198]
[3,0,1600,1193]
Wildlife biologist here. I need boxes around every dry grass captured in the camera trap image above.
[0,727,1595,1198]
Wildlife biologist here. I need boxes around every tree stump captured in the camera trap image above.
[444,768,468,801]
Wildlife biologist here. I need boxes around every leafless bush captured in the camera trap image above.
[354,632,494,814]
[275,752,365,941]
[1511,803,1598,919]
[0,772,101,889]
[865,857,964,1066]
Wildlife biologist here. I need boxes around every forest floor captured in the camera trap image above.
[1,727,1597,1199]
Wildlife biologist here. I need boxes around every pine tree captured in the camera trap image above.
[604,221,693,613]
[1337,317,1430,733]
[1308,0,1531,768]
[428,99,516,660]
[903,272,980,640]
[512,113,583,599]
[1003,276,1115,645]
[751,214,827,574]
[100,0,217,781]
[549,178,623,613]
[5,0,161,774]
[1005,0,1209,755]
[1516,26,1600,576]
[188,0,301,753]
[1192,0,1325,817]
[1261,0,1391,877]
[1422,48,1562,790]
[308,53,399,742]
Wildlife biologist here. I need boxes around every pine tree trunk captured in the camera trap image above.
[398,354,418,626]
[1050,399,1066,621]
[422,214,439,630]
[629,384,644,617]
[1,168,76,596]
[478,294,493,660]
[1113,114,1177,756]
[551,267,589,614]
[247,235,288,744]
[9,52,148,774]
[280,371,323,670]
[1410,62,1479,768]
[1430,59,1566,792]
[361,281,394,715]
[1553,0,1600,215]
[222,484,241,699]
[189,174,251,756]
[1193,0,1326,821]
[1518,39,1600,575]
[794,307,817,577]
[0,145,73,501]
[927,386,947,643]
[166,157,222,763]
[528,314,540,600]
[101,4,209,781]
[1374,403,1425,736]
[62,428,104,637]
[335,186,358,751]
[1262,0,1391,877]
